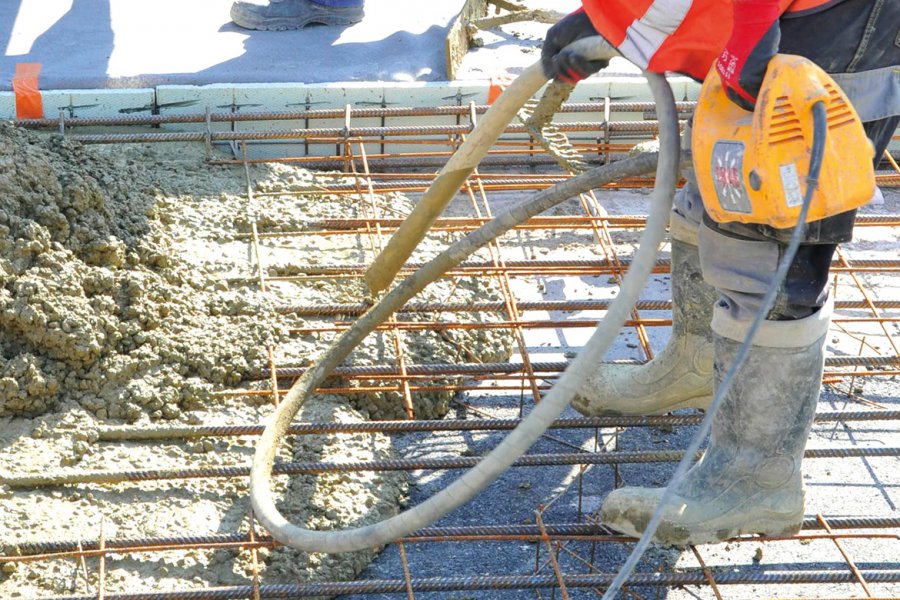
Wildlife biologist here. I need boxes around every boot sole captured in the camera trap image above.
[649,393,712,415]
[592,393,712,417]
[238,17,361,30]
[607,509,803,546]
[230,6,364,31]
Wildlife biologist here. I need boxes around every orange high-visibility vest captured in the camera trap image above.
[581,0,843,80]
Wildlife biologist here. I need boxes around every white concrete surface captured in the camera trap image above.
[1,0,465,89]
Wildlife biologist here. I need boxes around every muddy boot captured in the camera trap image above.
[600,300,831,545]
[231,0,364,31]
[571,212,717,416]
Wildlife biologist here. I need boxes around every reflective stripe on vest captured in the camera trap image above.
[617,0,694,69]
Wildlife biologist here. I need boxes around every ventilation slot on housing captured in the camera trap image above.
[768,96,804,145]
[824,82,856,129]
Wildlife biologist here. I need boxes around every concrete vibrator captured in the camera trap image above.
[248,35,873,594]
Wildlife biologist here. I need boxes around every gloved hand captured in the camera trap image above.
[715,0,781,111]
[542,9,609,84]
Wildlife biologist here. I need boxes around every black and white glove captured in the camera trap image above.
[541,9,609,84]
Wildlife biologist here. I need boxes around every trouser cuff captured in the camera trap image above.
[711,295,833,348]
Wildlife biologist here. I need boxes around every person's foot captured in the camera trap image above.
[601,300,831,546]
[231,0,364,31]
[572,236,717,416]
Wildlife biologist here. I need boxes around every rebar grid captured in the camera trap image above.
[5,106,900,600]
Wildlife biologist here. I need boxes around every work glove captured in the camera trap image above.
[541,9,609,84]
[715,0,782,111]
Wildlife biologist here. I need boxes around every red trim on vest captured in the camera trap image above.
[786,0,840,12]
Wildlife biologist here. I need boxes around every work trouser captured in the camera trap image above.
[675,0,900,322]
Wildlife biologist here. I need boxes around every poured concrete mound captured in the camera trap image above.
[0,125,513,596]
[0,123,512,421]
[0,123,277,420]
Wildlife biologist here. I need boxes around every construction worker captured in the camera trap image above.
[230,0,364,31]
[543,0,900,545]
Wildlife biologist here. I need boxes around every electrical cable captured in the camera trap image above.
[600,100,830,599]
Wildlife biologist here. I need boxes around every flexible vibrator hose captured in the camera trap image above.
[364,39,618,293]
[250,39,682,553]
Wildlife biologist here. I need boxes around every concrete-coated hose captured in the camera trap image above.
[364,37,619,294]
[250,42,681,553]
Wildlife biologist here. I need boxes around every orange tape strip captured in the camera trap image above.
[487,73,513,105]
[13,63,44,120]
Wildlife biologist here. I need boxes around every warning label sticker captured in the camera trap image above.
[711,141,751,214]
[779,163,804,208]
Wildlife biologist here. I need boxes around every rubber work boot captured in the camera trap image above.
[231,0,364,31]
[600,299,832,545]
[571,213,717,416]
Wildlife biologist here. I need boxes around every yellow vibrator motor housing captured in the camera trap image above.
[692,54,875,229]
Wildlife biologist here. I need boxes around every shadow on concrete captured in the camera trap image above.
[0,0,114,89]
[190,21,450,85]
[2,1,455,89]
